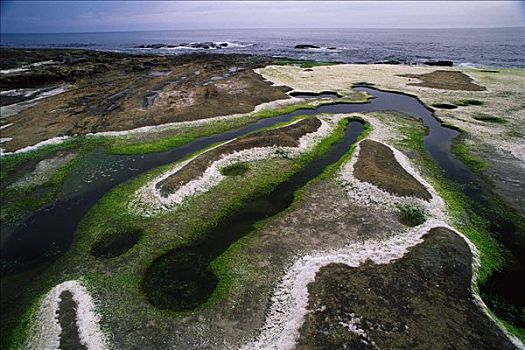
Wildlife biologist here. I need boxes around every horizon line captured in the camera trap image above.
[2,25,524,35]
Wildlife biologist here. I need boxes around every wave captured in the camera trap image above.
[134,41,253,50]
[457,62,482,68]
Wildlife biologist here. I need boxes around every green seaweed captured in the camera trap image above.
[396,120,525,342]
[472,113,506,123]
[397,204,427,227]
[454,99,484,106]
[220,163,249,176]
[431,103,458,109]
[0,139,98,229]
[451,141,489,176]
[397,123,504,284]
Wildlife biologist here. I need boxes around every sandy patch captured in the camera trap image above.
[352,139,431,200]
[399,70,486,91]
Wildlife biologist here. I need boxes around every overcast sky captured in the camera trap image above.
[1,1,524,33]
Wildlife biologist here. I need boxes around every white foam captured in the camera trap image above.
[220,41,254,48]
[164,46,201,51]
[457,62,481,68]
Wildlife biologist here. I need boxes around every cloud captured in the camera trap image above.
[1,1,524,33]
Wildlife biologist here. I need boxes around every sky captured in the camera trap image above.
[1,1,524,34]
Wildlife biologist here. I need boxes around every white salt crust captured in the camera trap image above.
[25,280,108,350]
[0,123,13,130]
[241,220,451,350]
[338,137,447,222]
[130,118,334,217]
[0,97,298,157]
[21,121,524,350]
[0,85,70,120]
[0,136,71,156]
[87,97,298,138]
[241,137,524,350]
[257,64,525,165]
[0,60,57,75]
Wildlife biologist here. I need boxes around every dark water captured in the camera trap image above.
[91,228,142,259]
[2,27,524,67]
[144,120,364,310]
[1,87,464,274]
[1,113,311,273]
[0,87,523,330]
[289,91,342,99]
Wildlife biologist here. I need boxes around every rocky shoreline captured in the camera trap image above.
[0,49,291,153]
[1,48,524,350]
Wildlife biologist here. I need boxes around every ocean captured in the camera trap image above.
[1,27,524,67]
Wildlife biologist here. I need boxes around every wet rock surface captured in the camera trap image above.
[57,291,87,350]
[474,142,525,217]
[0,49,291,152]
[353,139,431,200]
[399,70,486,91]
[0,87,61,107]
[296,227,517,350]
[157,117,322,196]
[106,180,402,349]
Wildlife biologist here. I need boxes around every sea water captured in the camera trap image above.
[1,27,524,67]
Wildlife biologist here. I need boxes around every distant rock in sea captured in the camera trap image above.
[376,60,403,65]
[294,44,321,49]
[136,42,233,50]
[423,60,454,66]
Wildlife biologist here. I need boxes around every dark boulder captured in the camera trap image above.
[377,60,402,65]
[295,44,320,49]
[137,44,167,49]
[423,60,454,67]
[191,42,222,49]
